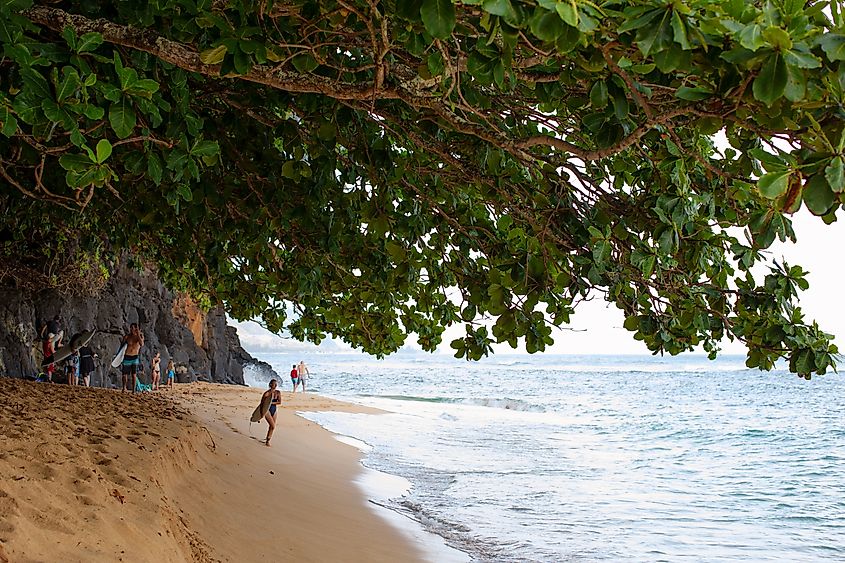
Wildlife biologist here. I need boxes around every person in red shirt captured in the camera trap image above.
[289,364,298,391]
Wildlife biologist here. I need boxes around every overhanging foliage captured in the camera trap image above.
[0,0,842,376]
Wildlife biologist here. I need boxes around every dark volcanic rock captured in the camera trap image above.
[0,257,275,386]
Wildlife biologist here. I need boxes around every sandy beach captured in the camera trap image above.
[0,379,434,562]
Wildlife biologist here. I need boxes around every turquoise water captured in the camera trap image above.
[245,353,845,562]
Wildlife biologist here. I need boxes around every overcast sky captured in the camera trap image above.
[232,209,845,358]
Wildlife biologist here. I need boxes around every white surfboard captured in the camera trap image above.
[40,330,95,368]
[111,341,128,368]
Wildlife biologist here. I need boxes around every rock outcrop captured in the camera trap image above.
[0,257,277,386]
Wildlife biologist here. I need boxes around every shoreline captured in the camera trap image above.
[0,379,462,562]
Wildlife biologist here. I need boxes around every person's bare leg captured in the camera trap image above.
[264,412,276,445]
[131,370,136,393]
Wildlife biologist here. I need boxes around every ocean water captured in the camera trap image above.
[244,353,845,562]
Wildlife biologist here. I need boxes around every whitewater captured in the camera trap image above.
[244,352,844,562]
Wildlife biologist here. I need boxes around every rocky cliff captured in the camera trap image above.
[0,257,277,386]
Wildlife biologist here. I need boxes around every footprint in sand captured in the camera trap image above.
[70,479,94,496]
[19,505,73,534]
[31,462,57,481]
[0,519,16,542]
[0,489,20,517]
[73,494,100,508]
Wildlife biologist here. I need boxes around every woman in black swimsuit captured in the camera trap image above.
[263,379,282,446]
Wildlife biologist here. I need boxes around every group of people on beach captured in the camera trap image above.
[36,318,175,391]
[36,316,95,385]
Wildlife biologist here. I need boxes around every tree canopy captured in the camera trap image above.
[0,0,842,376]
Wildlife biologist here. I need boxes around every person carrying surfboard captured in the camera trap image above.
[120,323,145,393]
[261,379,282,447]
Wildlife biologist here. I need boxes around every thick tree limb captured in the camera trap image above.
[23,5,697,166]
[23,5,394,101]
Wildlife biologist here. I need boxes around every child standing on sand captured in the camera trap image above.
[289,364,298,391]
[165,360,175,389]
[65,351,79,385]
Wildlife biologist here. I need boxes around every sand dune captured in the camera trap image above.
[0,380,428,562]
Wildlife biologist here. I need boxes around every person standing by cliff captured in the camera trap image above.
[46,315,63,348]
[121,323,144,393]
[79,345,95,387]
[151,352,161,391]
[36,318,54,382]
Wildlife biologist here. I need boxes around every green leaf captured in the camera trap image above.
[148,153,163,185]
[291,53,319,73]
[108,99,136,139]
[671,10,690,50]
[529,9,565,41]
[784,64,806,102]
[757,170,792,199]
[762,26,792,50]
[177,184,193,202]
[623,315,639,331]
[56,69,80,102]
[233,49,251,74]
[131,79,160,94]
[200,45,228,65]
[617,8,661,34]
[282,160,298,179]
[555,2,579,28]
[0,110,17,137]
[824,156,845,193]
[555,24,580,52]
[191,140,219,157]
[589,81,608,108]
[76,32,103,53]
[738,24,764,51]
[784,49,821,69]
[803,175,835,215]
[819,34,845,62]
[61,26,77,50]
[20,68,52,100]
[675,86,712,101]
[58,153,91,172]
[421,0,456,40]
[95,138,112,163]
[483,0,515,18]
[752,53,788,107]
[82,105,105,120]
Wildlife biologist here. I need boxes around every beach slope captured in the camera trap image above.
[0,379,426,562]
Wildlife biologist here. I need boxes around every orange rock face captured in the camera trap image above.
[172,293,206,349]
